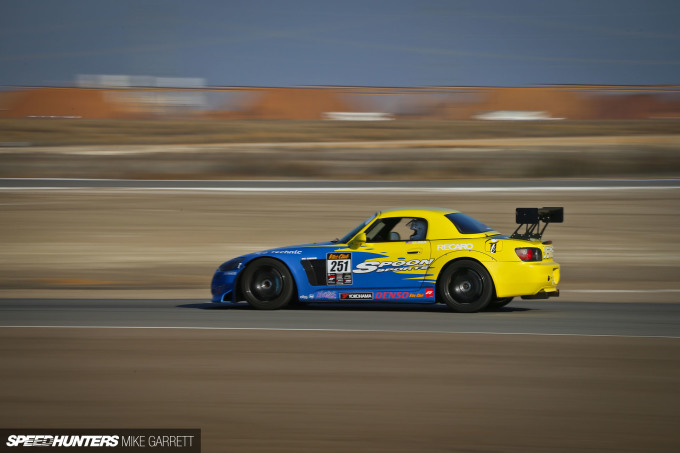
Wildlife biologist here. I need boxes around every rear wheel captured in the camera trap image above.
[486,297,514,310]
[438,260,494,313]
[241,258,295,310]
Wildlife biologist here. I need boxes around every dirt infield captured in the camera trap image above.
[2,119,679,179]
[1,119,679,146]
[2,135,680,180]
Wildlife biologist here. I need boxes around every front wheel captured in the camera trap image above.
[438,260,494,313]
[241,258,295,310]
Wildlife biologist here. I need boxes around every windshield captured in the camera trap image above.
[337,213,377,243]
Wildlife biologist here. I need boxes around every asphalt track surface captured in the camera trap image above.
[2,319,679,453]
[1,299,679,338]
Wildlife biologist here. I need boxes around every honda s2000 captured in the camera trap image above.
[211,207,563,312]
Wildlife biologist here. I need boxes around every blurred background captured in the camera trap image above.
[1,1,679,180]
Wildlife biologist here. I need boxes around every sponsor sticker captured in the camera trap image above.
[375,291,409,300]
[315,290,338,300]
[327,252,352,285]
[340,293,373,300]
[354,258,434,274]
[371,289,435,300]
[437,243,473,251]
[543,246,554,260]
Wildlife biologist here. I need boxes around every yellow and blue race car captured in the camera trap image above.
[211,207,563,312]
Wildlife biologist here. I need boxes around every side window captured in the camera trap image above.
[364,217,428,242]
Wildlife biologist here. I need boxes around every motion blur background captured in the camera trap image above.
[1,1,679,452]
[1,0,679,180]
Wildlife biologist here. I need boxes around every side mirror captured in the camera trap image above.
[349,233,367,249]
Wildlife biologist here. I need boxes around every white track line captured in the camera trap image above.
[2,186,680,193]
[2,178,679,192]
[0,325,677,339]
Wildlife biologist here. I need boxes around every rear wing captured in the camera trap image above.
[511,207,563,241]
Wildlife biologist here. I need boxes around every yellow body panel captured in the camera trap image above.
[350,207,561,299]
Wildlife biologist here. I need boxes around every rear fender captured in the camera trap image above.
[433,255,498,300]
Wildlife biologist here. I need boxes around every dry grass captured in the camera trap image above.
[1,118,679,146]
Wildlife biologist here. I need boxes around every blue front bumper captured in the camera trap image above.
[211,271,239,303]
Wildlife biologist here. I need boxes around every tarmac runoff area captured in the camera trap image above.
[1,179,679,452]
[1,299,679,338]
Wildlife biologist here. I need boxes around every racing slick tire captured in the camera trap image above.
[241,258,295,310]
[486,297,514,310]
[438,260,494,313]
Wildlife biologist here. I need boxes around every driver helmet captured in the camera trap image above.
[407,219,426,240]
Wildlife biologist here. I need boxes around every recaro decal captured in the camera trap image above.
[436,243,474,251]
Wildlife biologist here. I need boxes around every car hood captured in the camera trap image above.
[254,241,338,256]
[235,241,338,261]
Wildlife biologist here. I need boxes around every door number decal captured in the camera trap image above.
[327,252,352,285]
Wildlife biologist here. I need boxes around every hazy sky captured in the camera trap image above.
[1,0,678,87]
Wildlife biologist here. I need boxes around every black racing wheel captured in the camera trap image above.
[240,258,295,310]
[486,297,514,310]
[438,260,494,313]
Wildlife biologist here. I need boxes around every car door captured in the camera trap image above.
[350,217,432,295]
